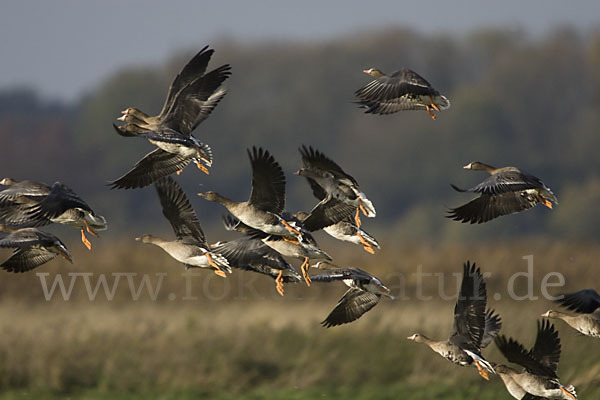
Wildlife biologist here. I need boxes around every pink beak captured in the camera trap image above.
[117,115,126,121]
[362,69,371,75]
[541,311,550,317]
[463,163,472,169]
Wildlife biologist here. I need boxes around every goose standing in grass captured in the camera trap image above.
[136,177,230,277]
[542,289,600,338]
[110,46,231,189]
[354,68,450,119]
[294,211,380,255]
[310,262,394,327]
[198,147,303,239]
[296,145,375,231]
[447,162,558,224]
[495,320,577,399]
[407,261,501,380]
[0,225,73,272]
[221,215,329,287]
[0,178,107,250]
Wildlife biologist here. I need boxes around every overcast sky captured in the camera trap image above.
[1,0,599,101]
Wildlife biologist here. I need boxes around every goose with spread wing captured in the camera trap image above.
[110,46,231,189]
[407,261,501,380]
[136,177,230,277]
[542,288,600,338]
[198,147,303,239]
[0,225,72,272]
[221,215,329,287]
[495,320,577,399]
[310,262,393,327]
[0,178,107,250]
[354,68,450,119]
[448,162,558,224]
[295,145,375,232]
[212,216,301,296]
[294,211,380,255]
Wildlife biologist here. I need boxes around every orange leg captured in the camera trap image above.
[359,200,368,217]
[474,360,489,381]
[275,270,284,296]
[206,252,227,278]
[356,232,375,254]
[84,219,99,237]
[282,236,299,245]
[280,219,301,236]
[194,159,209,175]
[300,257,311,286]
[176,170,183,175]
[429,96,440,111]
[560,386,576,400]
[354,207,362,228]
[80,228,92,250]
[425,105,437,120]
[541,199,553,209]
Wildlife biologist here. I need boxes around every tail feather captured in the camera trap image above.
[450,183,468,192]
[357,193,376,217]
[357,228,380,249]
[464,349,496,375]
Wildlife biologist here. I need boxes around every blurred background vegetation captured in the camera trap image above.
[1,26,600,399]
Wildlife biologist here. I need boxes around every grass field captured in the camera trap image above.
[0,238,598,399]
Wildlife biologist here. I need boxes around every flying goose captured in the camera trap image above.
[311,262,394,327]
[354,68,450,119]
[221,214,329,287]
[542,288,600,338]
[294,211,380,255]
[296,145,375,231]
[110,46,231,189]
[198,147,303,239]
[0,225,73,272]
[136,177,230,277]
[0,178,107,250]
[407,261,501,380]
[448,162,558,224]
[495,320,577,399]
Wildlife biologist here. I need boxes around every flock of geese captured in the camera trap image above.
[0,45,598,399]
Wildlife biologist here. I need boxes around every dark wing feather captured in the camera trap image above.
[301,198,357,231]
[0,181,51,204]
[1,248,57,272]
[494,335,558,378]
[299,145,357,184]
[355,69,437,102]
[311,267,371,283]
[158,46,214,120]
[212,236,281,268]
[0,228,50,248]
[161,64,231,135]
[470,170,544,195]
[480,309,502,349]
[305,177,327,201]
[356,97,426,114]
[321,288,380,328]
[154,177,206,246]
[449,262,487,351]
[109,148,192,190]
[522,394,545,400]
[529,320,561,376]
[247,147,286,214]
[24,182,92,222]
[447,191,539,224]
[0,204,52,227]
[555,289,600,314]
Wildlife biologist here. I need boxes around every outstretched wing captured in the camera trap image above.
[529,320,561,376]
[355,69,437,102]
[555,289,600,314]
[449,261,487,351]
[321,288,380,328]
[494,334,557,379]
[109,148,192,190]
[469,170,545,196]
[154,177,206,246]
[158,46,215,120]
[247,147,286,214]
[1,248,57,273]
[24,182,92,222]
[299,145,357,184]
[447,191,539,224]
[480,309,502,349]
[301,198,357,232]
